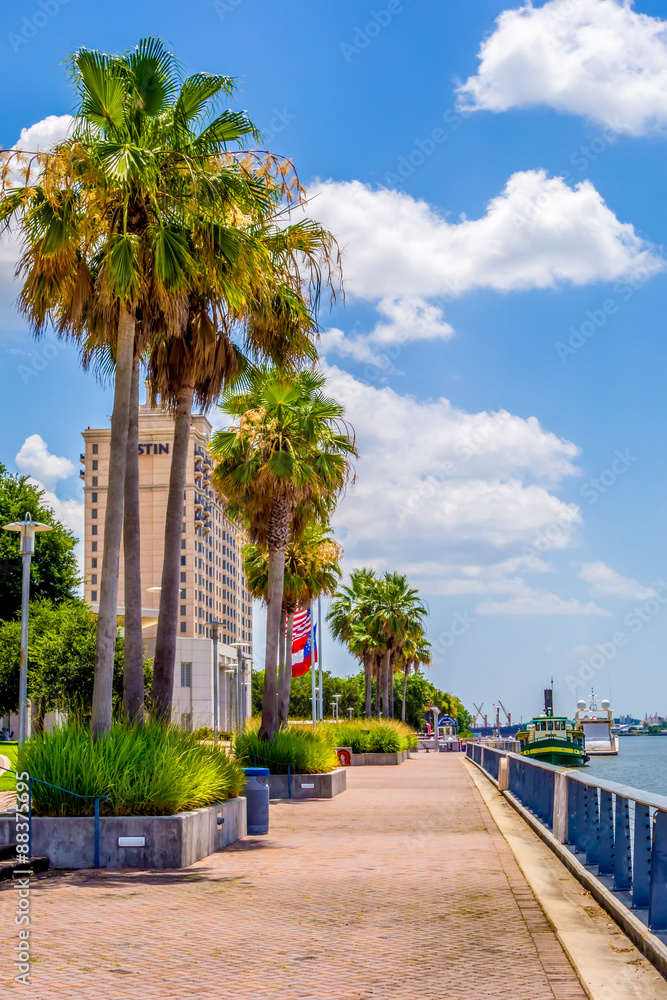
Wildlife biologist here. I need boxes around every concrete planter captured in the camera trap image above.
[268,768,346,799]
[0,796,246,870]
[351,749,410,766]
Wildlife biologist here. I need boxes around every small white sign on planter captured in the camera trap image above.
[118,836,146,847]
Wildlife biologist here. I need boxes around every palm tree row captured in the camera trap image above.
[0,38,340,736]
[328,570,430,722]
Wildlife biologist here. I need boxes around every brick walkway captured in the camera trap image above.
[0,753,587,999]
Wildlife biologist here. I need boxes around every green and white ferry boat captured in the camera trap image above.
[516,689,588,767]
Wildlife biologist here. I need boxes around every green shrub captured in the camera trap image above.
[17,720,245,817]
[325,718,417,754]
[235,722,338,775]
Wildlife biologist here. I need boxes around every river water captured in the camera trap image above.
[584,736,667,797]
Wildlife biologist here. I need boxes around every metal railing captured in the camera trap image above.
[467,744,667,933]
[1,765,108,868]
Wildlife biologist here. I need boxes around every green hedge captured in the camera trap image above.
[325,719,418,754]
[18,721,245,816]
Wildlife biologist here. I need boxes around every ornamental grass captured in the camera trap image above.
[17,720,245,817]
[325,718,418,754]
[235,721,339,774]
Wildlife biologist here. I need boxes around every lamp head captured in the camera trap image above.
[3,512,52,555]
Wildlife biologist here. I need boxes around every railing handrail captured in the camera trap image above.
[0,764,108,803]
[475,746,667,811]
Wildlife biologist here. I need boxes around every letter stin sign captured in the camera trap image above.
[138,443,170,455]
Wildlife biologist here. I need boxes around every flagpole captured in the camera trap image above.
[318,596,324,721]
[310,602,317,727]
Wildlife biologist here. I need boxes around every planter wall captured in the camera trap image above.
[0,796,246,870]
[268,767,346,799]
[351,750,410,766]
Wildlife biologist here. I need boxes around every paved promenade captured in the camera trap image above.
[0,754,597,998]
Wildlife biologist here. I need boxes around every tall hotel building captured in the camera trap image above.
[81,396,253,730]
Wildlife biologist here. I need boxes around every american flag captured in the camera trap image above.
[290,607,317,677]
[291,608,311,652]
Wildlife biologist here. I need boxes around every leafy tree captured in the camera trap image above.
[0,600,148,728]
[211,367,356,740]
[0,466,79,620]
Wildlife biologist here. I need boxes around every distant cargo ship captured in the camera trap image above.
[574,692,619,756]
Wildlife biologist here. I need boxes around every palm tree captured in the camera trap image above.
[210,367,356,740]
[147,221,339,720]
[328,568,380,718]
[1,39,265,735]
[399,630,432,723]
[244,520,342,727]
[371,573,427,718]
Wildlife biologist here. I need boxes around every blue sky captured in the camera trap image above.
[3,0,667,721]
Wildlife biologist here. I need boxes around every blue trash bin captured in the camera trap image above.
[243,767,270,835]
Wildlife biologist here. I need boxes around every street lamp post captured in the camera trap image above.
[2,513,52,744]
[231,642,252,733]
[209,621,222,744]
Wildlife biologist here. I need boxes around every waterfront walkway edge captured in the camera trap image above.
[465,754,667,982]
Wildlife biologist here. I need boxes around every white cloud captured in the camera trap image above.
[308,173,662,302]
[15,434,75,490]
[457,0,667,136]
[36,487,84,541]
[578,560,656,600]
[327,364,586,607]
[476,591,611,616]
[13,114,73,153]
[319,296,454,369]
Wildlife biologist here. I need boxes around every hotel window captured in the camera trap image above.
[92,444,98,454]
[92,460,98,471]
[181,713,191,731]
[92,542,98,552]
[180,605,186,616]
[91,590,97,602]
[92,558,97,568]
[181,540,186,549]
[180,622,186,633]
[181,556,186,566]
[91,575,97,585]
[92,526,97,535]
[92,509,97,519]
[92,492,97,503]
[92,477,98,487]
[180,662,192,688]
[180,572,186,583]
[180,589,186,599]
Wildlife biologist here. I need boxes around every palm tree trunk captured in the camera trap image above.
[363,652,372,718]
[259,497,290,740]
[123,348,144,724]
[152,380,195,721]
[91,307,135,739]
[374,655,381,717]
[381,647,391,717]
[389,652,395,718]
[277,609,294,728]
[401,658,411,723]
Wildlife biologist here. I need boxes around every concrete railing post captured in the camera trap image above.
[498,755,508,791]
